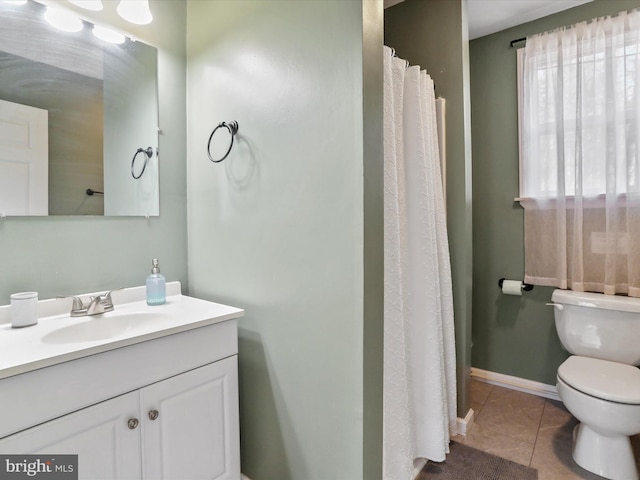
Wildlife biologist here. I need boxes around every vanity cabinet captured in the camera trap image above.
[0,291,243,480]
[0,357,240,480]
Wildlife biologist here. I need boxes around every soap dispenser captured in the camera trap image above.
[146,259,166,306]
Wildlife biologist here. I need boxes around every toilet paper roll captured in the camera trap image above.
[501,280,523,296]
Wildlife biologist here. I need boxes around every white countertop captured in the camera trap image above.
[0,282,244,379]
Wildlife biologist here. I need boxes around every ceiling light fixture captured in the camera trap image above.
[44,6,83,33]
[68,0,103,11]
[116,0,152,25]
[92,25,125,44]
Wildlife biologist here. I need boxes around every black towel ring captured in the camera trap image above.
[207,121,239,163]
[131,146,154,179]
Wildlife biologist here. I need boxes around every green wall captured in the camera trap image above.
[470,0,640,385]
[186,1,383,479]
[362,1,385,477]
[0,1,187,304]
[384,0,474,417]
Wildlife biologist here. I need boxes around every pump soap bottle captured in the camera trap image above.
[146,259,166,306]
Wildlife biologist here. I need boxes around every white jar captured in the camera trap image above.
[10,292,38,328]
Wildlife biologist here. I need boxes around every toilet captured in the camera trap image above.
[552,289,640,480]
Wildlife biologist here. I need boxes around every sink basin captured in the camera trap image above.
[41,312,165,344]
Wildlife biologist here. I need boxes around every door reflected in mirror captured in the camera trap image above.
[0,0,159,216]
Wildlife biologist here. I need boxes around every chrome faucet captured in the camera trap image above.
[59,289,120,317]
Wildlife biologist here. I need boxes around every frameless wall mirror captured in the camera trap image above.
[0,0,159,216]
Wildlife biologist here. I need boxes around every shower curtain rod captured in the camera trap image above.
[390,48,410,67]
[388,47,435,89]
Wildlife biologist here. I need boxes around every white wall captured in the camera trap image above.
[186,1,373,478]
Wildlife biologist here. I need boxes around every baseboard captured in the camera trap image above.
[471,367,561,402]
[412,458,428,479]
[456,407,474,437]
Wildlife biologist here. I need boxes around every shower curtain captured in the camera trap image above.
[382,46,457,480]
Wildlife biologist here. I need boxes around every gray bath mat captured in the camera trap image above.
[417,441,538,480]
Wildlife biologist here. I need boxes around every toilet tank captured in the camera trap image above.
[551,289,640,365]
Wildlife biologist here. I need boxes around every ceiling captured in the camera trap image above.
[466,0,593,40]
[384,0,594,40]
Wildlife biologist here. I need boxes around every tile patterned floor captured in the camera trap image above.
[451,379,640,480]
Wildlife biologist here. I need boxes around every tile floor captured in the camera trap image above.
[452,379,640,480]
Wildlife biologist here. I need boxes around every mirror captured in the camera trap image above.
[0,0,159,216]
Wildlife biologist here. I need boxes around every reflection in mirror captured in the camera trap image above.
[0,0,159,216]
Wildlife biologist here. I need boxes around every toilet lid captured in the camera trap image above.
[558,356,640,404]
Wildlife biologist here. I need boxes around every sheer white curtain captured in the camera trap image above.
[383,46,457,480]
[521,10,640,297]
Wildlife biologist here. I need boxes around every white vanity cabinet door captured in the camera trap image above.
[141,356,240,480]
[0,357,240,480]
[0,391,143,480]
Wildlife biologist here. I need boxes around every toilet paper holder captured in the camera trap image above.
[498,278,534,292]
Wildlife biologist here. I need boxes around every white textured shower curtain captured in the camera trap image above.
[383,46,457,480]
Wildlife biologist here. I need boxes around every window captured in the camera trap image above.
[518,25,640,200]
[517,11,640,297]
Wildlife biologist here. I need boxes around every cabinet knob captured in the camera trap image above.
[127,418,139,430]
[148,409,159,421]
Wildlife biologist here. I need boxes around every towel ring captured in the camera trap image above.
[207,121,239,163]
[131,146,153,179]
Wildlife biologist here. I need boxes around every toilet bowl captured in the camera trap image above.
[551,290,640,480]
[557,356,640,480]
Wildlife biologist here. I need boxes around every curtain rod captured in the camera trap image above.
[510,7,638,48]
